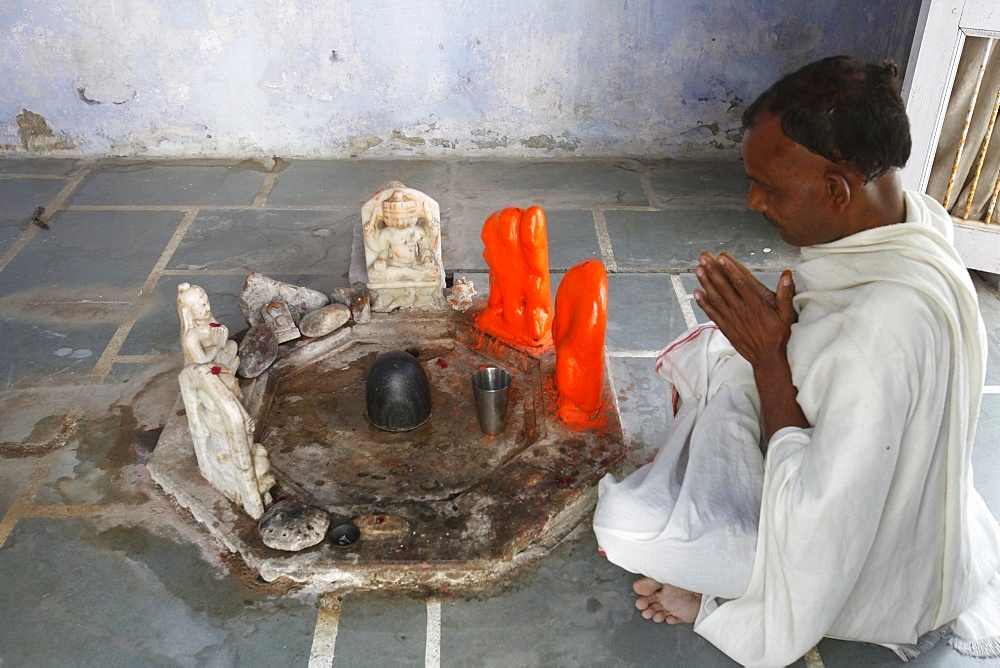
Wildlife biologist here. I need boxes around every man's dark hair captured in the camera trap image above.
[742,55,911,183]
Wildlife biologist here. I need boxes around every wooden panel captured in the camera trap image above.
[962,0,1000,34]
[954,219,1000,273]
[901,0,966,193]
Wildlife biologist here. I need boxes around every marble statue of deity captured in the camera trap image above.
[177,282,240,371]
[361,181,446,311]
[178,362,276,519]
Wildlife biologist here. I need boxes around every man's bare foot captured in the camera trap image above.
[632,577,701,624]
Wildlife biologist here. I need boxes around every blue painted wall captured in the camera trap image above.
[0,1,920,158]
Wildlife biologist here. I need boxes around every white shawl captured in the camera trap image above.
[694,192,1000,665]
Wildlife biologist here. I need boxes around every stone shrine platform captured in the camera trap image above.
[149,309,624,594]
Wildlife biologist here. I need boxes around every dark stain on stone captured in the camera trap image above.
[88,524,305,614]
[77,87,101,105]
[136,426,162,463]
[235,157,286,173]
[30,206,49,229]
[0,286,135,325]
[59,405,150,504]
[613,158,656,174]
[88,407,143,470]
[26,414,69,445]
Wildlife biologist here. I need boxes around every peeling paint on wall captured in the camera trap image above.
[522,134,581,151]
[346,135,383,155]
[391,130,425,147]
[16,110,75,151]
[0,1,920,159]
[471,129,509,150]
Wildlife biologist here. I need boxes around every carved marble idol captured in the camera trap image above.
[179,363,275,519]
[177,282,239,371]
[361,181,446,311]
[176,283,275,519]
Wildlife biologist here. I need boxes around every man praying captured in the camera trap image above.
[593,56,1000,665]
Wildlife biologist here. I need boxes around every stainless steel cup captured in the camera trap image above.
[471,367,512,435]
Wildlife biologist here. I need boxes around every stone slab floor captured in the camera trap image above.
[1,156,999,667]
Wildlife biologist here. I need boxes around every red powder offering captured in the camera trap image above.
[209,322,222,328]
[210,366,222,375]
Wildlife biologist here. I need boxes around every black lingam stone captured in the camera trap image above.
[365,350,431,432]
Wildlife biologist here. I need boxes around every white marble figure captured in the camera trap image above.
[177,283,240,369]
[361,181,446,311]
[178,363,276,519]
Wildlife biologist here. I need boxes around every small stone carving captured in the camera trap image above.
[178,363,276,519]
[258,499,331,551]
[238,272,329,326]
[299,303,351,337]
[447,277,477,312]
[177,283,239,371]
[261,299,300,343]
[361,181,446,311]
[237,324,279,378]
[330,282,375,324]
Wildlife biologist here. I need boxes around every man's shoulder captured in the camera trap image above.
[796,279,945,360]
[803,278,938,316]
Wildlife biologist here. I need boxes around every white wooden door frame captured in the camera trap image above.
[901,0,1000,193]
[901,0,1000,273]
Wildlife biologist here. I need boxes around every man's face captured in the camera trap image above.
[742,113,844,247]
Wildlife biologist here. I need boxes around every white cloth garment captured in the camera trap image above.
[594,324,766,599]
[593,192,1000,666]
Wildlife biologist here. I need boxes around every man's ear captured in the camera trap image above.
[823,170,851,213]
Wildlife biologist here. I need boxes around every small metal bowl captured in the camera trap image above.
[328,523,361,548]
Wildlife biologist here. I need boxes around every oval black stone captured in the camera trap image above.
[365,350,432,432]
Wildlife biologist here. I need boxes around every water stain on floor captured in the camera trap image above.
[0,286,136,325]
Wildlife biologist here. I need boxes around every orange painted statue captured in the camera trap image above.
[553,259,608,425]
[476,206,553,348]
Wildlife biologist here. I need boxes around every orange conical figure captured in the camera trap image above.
[476,206,553,348]
[553,259,608,426]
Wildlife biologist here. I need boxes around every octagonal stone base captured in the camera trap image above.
[149,310,624,595]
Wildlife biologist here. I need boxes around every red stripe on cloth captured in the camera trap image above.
[654,324,719,374]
